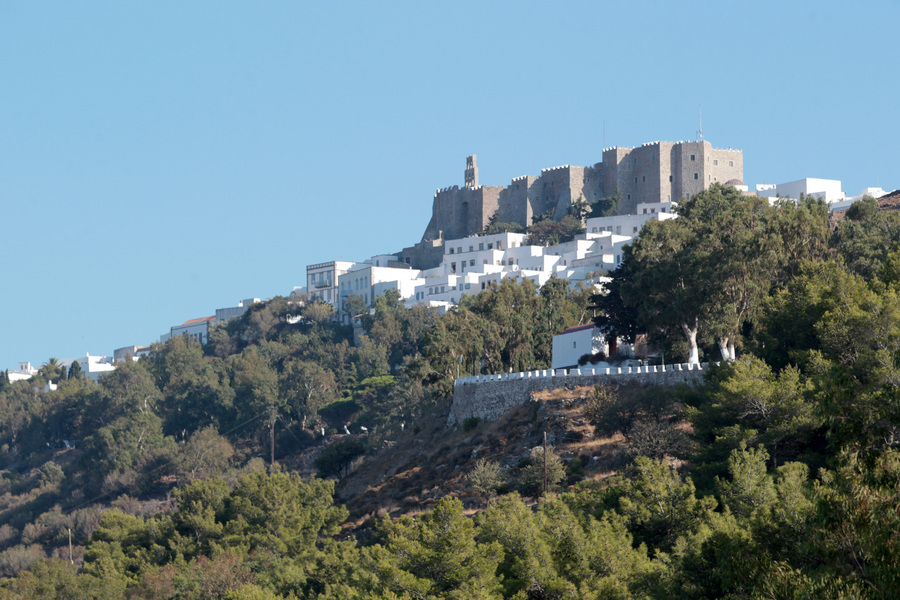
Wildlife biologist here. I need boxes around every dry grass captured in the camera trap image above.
[330,383,649,531]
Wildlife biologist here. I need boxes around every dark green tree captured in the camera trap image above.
[314,438,367,481]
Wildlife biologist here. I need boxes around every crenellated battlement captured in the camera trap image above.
[418,140,743,255]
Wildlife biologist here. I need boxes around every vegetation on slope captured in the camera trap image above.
[0,188,899,597]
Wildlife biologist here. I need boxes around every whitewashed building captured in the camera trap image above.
[551,324,608,369]
[113,345,153,362]
[754,178,845,204]
[160,316,216,345]
[306,261,356,309]
[337,262,423,322]
[59,354,116,382]
[585,201,677,237]
[7,362,38,383]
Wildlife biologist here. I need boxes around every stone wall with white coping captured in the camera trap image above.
[448,363,709,428]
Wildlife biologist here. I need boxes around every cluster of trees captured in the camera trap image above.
[2,187,900,597]
[407,277,592,399]
[0,276,594,582]
[592,184,833,363]
[2,441,896,598]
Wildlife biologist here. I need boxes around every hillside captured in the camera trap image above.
[1,186,900,598]
[334,385,630,524]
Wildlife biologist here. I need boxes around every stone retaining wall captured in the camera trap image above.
[448,363,709,428]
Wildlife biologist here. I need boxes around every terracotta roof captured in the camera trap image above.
[561,323,596,335]
[180,316,216,326]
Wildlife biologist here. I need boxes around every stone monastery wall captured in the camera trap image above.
[448,363,709,428]
[399,140,742,270]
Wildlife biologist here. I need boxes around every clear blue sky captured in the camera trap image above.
[2,1,898,371]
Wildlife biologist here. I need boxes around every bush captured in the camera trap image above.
[467,458,505,497]
[518,446,566,497]
[315,438,367,481]
[37,461,65,487]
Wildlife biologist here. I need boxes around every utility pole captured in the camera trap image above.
[270,405,276,468]
[543,431,548,497]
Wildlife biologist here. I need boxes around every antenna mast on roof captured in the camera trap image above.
[697,103,703,141]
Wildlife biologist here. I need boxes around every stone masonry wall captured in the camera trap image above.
[416,142,744,260]
[448,363,709,428]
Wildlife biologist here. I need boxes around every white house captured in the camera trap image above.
[828,187,890,212]
[337,262,423,322]
[551,324,608,369]
[585,201,677,238]
[160,315,215,345]
[754,178,845,204]
[59,354,116,382]
[306,260,356,309]
[160,298,260,346]
[7,362,38,383]
[215,298,261,322]
[113,345,153,362]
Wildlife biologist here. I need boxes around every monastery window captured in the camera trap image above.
[633,227,638,233]
[479,243,484,250]
[627,194,631,200]
[694,173,699,180]
[451,262,456,273]
[466,283,471,289]
[508,258,514,265]
[468,245,473,252]
[616,226,621,234]
[449,248,454,254]
[642,176,646,182]
[483,259,488,265]
[690,154,696,161]
[669,175,673,182]
[592,227,597,232]
[481,282,486,290]
[714,159,718,166]
[457,247,462,253]
[643,209,647,214]
[729,160,734,167]
[488,243,493,249]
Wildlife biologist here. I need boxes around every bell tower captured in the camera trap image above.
[465,155,478,188]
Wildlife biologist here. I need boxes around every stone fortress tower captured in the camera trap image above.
[400,140,743,269]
